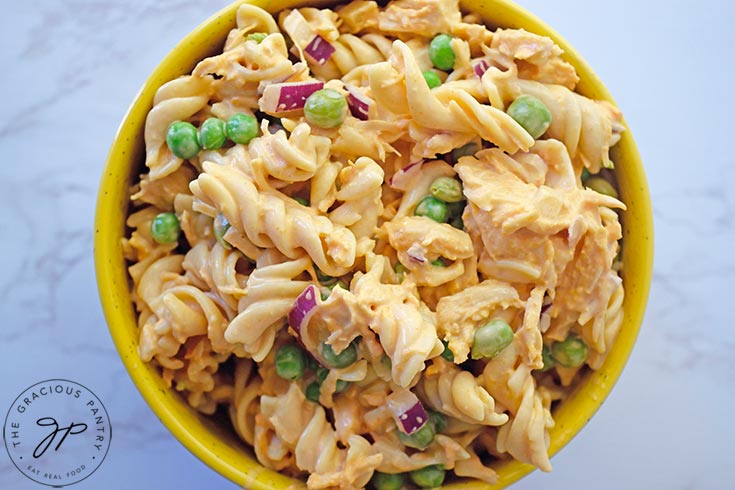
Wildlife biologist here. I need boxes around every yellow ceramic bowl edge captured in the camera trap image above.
[95,1,654,489]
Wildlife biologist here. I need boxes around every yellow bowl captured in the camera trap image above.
[95,0,653,488]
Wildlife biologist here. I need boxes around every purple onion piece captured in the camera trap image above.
[399,401,429,434]
[407,252,426,264]
[387,389,429,435]
[304,35,336,65]
[540,301,552,314]
[346,89,370,120]
[288,284,319,334]
[260,81,324,114]
[473,59,489,78]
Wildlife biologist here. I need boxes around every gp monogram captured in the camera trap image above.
[3,379,111,487]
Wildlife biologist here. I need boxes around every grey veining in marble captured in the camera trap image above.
[1,1,732,489]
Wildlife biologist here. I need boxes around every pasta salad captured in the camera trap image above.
[123,0,626,487]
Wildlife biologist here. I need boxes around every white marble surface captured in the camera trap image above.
[1,0,732,489]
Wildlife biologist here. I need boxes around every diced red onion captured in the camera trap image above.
[406,244,427,264]
[259,81,324,114]
[389,160,423,190]
[473,59,490,78]
[386,389,429,435]
[288,284,320,334]
[305,35,336,65]
[282,10,334,66]
[346,87,371,120]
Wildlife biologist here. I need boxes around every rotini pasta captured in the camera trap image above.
[481,64,623,172]
[418,358,508,426]
[368,41,534,159]
[328,156,385,240]
[481,337,553,471]
[125,0,629,487]
[144,76,213,180]
[190,161,357,276]
[249,121,332,184]
[226,250,313,361]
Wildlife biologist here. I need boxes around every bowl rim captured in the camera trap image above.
[94,0,654,488]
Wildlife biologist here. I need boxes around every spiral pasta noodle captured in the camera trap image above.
[328,156,385,240]
[418,358,508,426]
[225,4,281,50]
[368,41,534,158]
[481,338,553,471]
[229,358,261,445]
[226,251,313,361]
[249,121,332,183]
[586,282,625,370]
[125,0,630,487]
[144,76,213,180]
[194,32,302,91]
[481,65,623,172]
[182,241,247,313]
[191,161,357,276]
[258,383,382,487]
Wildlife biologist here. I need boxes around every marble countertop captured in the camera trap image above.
[1,0,732,489]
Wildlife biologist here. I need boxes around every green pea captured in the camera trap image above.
[335,379,350,393]
[316,366,329,384]
[422,70,442,89]
[451,141,480,163]
[305,354,318,372]
[551,334,588,368]
[471,319,514,360]
[394,262,407,282]
[320,339,358,368]
[409,464,445,488]
[507,95,552,139]
[431,258,446,267]
[315,366,349,392]
[447,199,466,230]
[371,471,405,490]
[213,213,232,249]
[414,196,449,223]
[315,267,336,284]
[246,32,267,43]
[305,381,321,403]
[429,176,464,203]
[166,121,201,159]
[320,280,347,300]
[440,340,454,362]
[429,34,455,71]
[304,88,348,128]
[226,113,258,145]
[585,177,619,199]
[427,409,446,434]
[275,344,306,381]
[447,200,466,217]
[380,353,392,370]
[151,212,181,244]
[581,167,591,183]
[294,196,310,206]
[198,117,227,150]
[539,343,556,372]
[398,421,435,449]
